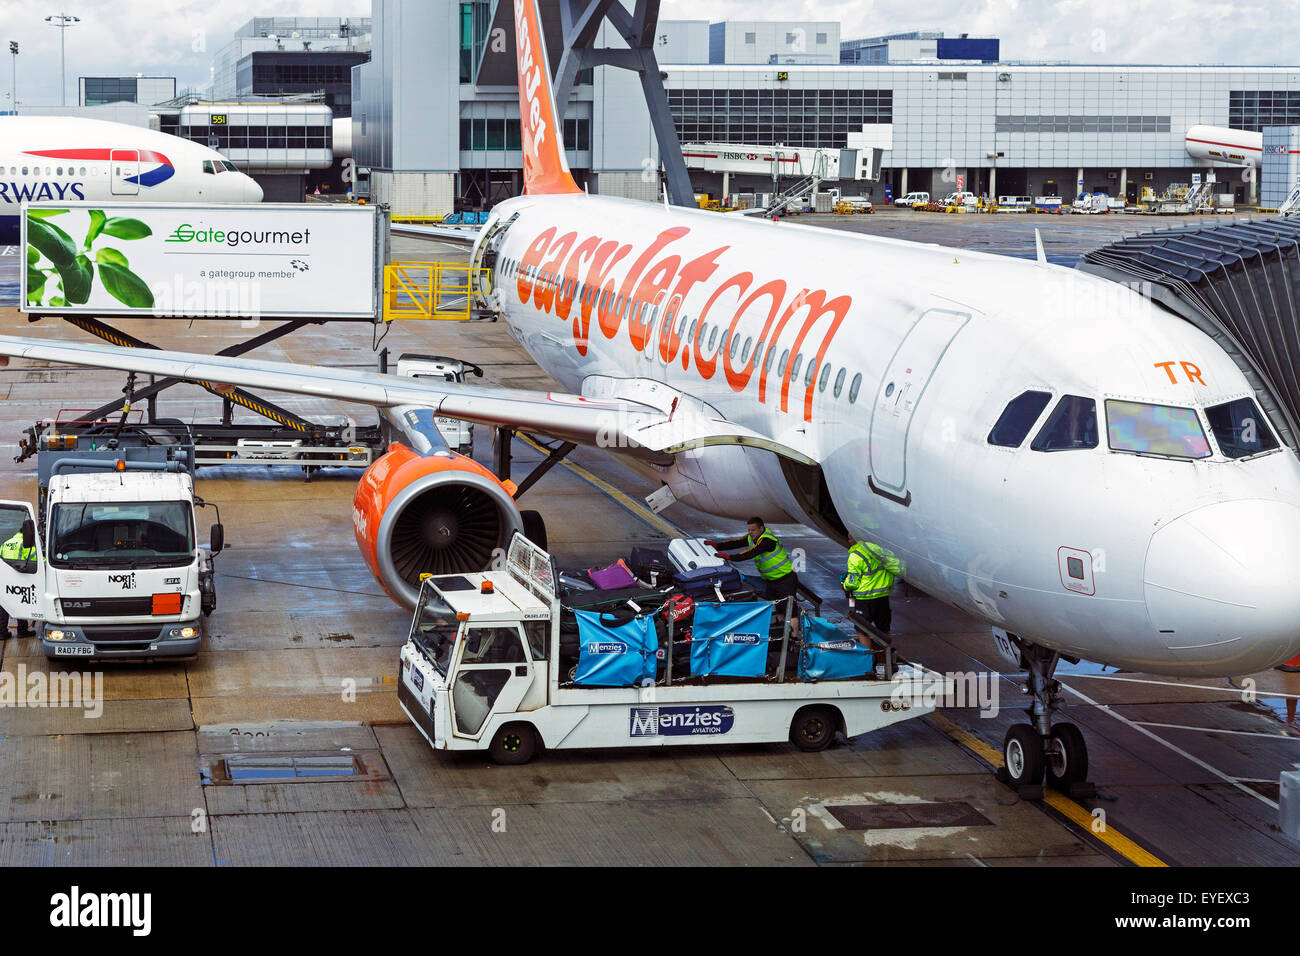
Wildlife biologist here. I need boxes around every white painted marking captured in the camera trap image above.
[1061,682,1279,810]
[1134,721,1300,741]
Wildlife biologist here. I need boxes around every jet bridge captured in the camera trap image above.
[1079,217,1300,451]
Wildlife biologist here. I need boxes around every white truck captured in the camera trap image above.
[0,436,222,661]
[398,533,946,764]
[394,353,483,456]
[894,191,930,207]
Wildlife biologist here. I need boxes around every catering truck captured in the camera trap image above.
[0,430,222,661]
[398,533,946,764]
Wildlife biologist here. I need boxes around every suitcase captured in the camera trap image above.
[668,537,727,573]
[629,547,676,587]
[673,564,743,599]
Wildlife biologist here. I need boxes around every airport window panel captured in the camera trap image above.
[1105,400,1211,460]
[1030,395,1099,452]
[1205,398,1280,459]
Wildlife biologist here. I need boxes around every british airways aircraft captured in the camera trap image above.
[2,0,1299,790]
[0,115,263,244]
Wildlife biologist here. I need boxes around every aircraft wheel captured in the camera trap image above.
[1003,723,1044,785]
[790,706,837,752]
[489,723,538,765]
[1045,723,1089,789]
[520,510,547,551]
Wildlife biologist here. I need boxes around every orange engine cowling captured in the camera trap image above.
[353,443,522,608]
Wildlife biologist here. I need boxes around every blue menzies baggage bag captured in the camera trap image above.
[573,610,657,687]
[689,602,772,677]
[673,564,743,599]
[798,616,874,681]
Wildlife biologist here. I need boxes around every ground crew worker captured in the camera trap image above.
[0,529,37,638]
[843,539,904,633]
[706,518,800,635]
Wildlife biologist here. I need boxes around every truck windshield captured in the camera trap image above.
[411,586,458,675]
[49,501,194,569]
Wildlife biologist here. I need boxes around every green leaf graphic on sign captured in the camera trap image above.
[98,261,154,309]
[27,216,77,267]
[26,246,38,266]
[86,209,107,246]
[26,209,68,219]
[49,297,66,307]
[94,247,129,268]
[57,254,94,305]
[26,268,46,297]
[100,218,152,240]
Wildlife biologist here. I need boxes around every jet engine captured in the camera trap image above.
[353,443,523,608]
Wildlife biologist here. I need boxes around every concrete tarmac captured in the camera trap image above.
[0,219,1296,866]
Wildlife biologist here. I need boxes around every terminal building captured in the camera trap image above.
[337,2,1300,214]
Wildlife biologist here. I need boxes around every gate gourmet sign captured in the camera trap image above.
[21,202,378,319]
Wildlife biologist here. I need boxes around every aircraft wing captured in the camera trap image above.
[0,334,816,464]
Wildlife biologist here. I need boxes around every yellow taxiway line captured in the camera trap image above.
[927,712,1169,868]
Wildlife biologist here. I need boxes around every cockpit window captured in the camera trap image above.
[1106,400,1211,459]
[1030,395,1098,452]
[988,390,1051,447]
[1206,398,1280,458]
[202,160,216,175]
[221,161,238,172]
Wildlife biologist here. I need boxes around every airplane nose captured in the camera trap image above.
[1145,499,1300,672]
[244,177,263,202]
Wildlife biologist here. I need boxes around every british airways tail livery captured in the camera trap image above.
[0,116,263,244]
[2,0,1299,789]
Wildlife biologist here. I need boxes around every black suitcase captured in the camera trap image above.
[629,547,676,586]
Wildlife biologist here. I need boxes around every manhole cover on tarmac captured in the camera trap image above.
[826,802,993,830]
[200,751,386,785]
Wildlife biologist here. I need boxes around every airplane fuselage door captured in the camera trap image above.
[868,307,970,502]
[110,149,140,196]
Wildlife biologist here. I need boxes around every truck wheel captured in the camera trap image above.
[489,723,537,765]
[790,706,837,752]
[521,510,547,551]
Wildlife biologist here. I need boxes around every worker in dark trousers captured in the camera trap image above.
[707,517,800,634]
[842,539,904,633]
[1,529,37,638]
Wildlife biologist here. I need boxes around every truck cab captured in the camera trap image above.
[0,440,222,661]
[395,353,484,456]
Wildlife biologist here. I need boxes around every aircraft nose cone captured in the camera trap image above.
[244,177,263,202]
[1145,499,1300,672]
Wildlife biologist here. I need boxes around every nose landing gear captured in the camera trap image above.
[997,637,1097,799]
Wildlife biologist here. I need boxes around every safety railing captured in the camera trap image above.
[382,261,491,322]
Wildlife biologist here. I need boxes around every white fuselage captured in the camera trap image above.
[0,116,262,243]
[479,192,1300,677]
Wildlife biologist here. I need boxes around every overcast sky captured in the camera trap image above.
[2,0,1296,108]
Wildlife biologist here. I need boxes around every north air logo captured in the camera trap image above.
[107,572,136,590]
[629,704,735,737]
[5,584,35,605]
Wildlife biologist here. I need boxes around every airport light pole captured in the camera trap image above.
[44,13,78,106]
[7,41,16,114]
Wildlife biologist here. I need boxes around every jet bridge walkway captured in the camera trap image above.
[1079,217,1300,451]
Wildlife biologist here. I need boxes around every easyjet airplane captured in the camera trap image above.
[0,115,263,244]
[3,0,1300,789]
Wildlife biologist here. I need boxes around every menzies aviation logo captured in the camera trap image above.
[629,705,735,737]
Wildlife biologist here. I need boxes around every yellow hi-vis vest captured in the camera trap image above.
[749,530,793,580]
[844,540,903,599]
[1,532,35,563]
